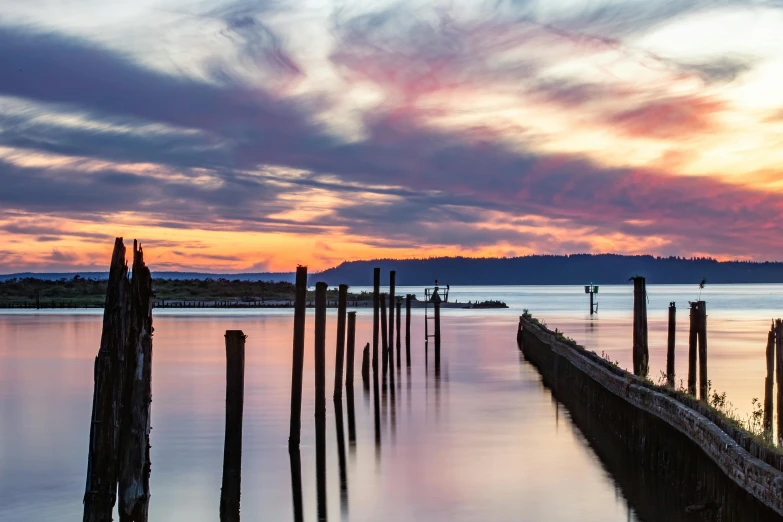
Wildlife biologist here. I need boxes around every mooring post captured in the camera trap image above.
[631,276,648,376]
[381,294,389,379]
[361,343,370,390]
[688,302,698,395]
[405,294,412,366]
[396,299,401,368]
[288,266,307,450]
[776,320,783,444]
[697,301,708,401]
[667,302,676,387]
[389,270,396,355]
[315,282,327,422]
[84,238,127,522]
[434,299,441,368]
[220,330,246,522]
[346,312,356,389]
[765,322,775,433]
[589,290,594,316]
[373,268,380,377]
[333,284,348,401]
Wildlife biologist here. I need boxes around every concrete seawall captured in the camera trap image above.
[518,316,783,520]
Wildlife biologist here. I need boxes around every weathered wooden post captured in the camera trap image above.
[389,270,396,354]
[434,299,441,368]
[333,284,348,401]
[361,343,370,389]
[765,322,774,433]
[381,294,389,379]
[315,282,327,421]
[667,302,676,387]
[631,276,648,376]
[345,312,356,389]
[288,266,307,450]
[220,331,246,522]
[396,299,401,368]
[688,301,699,395]
[697,301,708,401]
[373,268,380,376]
[84,238,128,522]
[405,294,412,366]
[776,320,783,444]
[119,241,154,522]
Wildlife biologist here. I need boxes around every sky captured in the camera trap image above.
[2,0,783,272]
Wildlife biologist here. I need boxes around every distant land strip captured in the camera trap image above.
[6,254,783,285]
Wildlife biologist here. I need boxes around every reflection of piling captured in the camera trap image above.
[373,268,380,376]
[346,383,357,450]
[288,448,304,522]
[335,399,348,514]
[333,284,348,401]
[405,294,412,366]
[697,301,708,401]
[688,302,698,395]
[631,276,648,376]
[434,300,441,368]
[389,271,396,356]
[220,331,246,522]
[381,294,389,379]
[346,312,356,389]
[361,343,370,390]
[666,302,676,387]
[396,299,402,368]
[765,323,774,434]
[315,282,328,522]
[288,266,307,449]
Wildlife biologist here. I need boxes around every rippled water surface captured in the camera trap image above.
[1,284,780,521]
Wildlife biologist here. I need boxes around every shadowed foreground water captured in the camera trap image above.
[1,284,781,521]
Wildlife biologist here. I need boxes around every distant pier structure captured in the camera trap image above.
[585,283,599,315]
[424,280,449,348]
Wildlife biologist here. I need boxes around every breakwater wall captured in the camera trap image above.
[518,316,783,520]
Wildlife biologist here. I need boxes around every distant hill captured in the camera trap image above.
[0,271,297,283]
[315,255,783,286]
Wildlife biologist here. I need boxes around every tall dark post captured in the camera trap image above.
[288,448,304,522]
[220,331,246,522]
[688,302,698,395]
[388,271,396,353]
[776,320,783,445]
[631,276,648,376]
[405,294,412,366]
[315,282,328,521]
[697,301,708,401]
[361,343,370,390]
[373,268,380,376]
[666,302,676,387]
[333,284,348,401]
[434,300,441,368]
[764,322,774,434]
[288,266,307,449]
[396,299,402,368]
[589,290,594,316]
[381,294,389,379]
[345,312,356,389]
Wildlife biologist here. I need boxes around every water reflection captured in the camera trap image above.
[334,399,348,516]
[288,448,304,522]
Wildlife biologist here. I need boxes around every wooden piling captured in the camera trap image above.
[84,238,128,522]
[381,294,389,379]
[315,282,327,422]
[333,284,348,401]
[405,294,411,366]
[288,266,307,449]
[666,302,676,387]
[697,301,708,401]
[396,299,401,368]
[346,312,356,389]
[765,322,774,433]
[361,343,370,389]
[373,268,380,376]
[220,331,246,522]
[776,320,783,444]
[434,300,441,368]
[688,302,698,395]
[118,241,154,522]
[389,271,396,355]
[631,276,648,376]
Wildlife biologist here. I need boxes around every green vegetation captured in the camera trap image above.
[468,300,508,309]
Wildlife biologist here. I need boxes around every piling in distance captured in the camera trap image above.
[288,266,307,449]
[666,302,676,387]
[220,331,246,522]
[389,271,396,355]
[396,299,402,368]
[381,293,389,378]
[697,301,708,401]
[688,302,699,395]
[373,268,380,375]
[405,294,412,366]
[333,284,348,401]
[630,276,648,377]
[776,320,783,444]
[361,343,370,389]
[765,322,774,433]
[315,283,327,422]
[346,312,357,389]
[434,300,441,368]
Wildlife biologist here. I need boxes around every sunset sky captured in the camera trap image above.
[3,0,783,272]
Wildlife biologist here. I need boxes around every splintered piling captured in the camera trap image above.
[346,312,356,389]
[405,294,412,366]
[288,266,307,450]
[333,284,348,401]
[688,302,699,396]
[631,276,648,377]
[373,268,380,376]
[396,299,401,368]
[765,322,774,433]
[697,301,708,401]
[667,302,676,387]
[220,331,246,522]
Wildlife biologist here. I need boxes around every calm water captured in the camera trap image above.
[1,284,780,521]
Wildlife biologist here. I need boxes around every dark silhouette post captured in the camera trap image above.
[697,301,708,401]
[346,312,356,389]
[288,266,307,450]
[361,343,370,390]
[688,302,698,395]
[288,448,304,522]
[777,320,783,444]
[315,282,328,521]
[765,322,775,434]
[381,294,389,379]
[373,268,380,376]
[335,399,348,514]
[396,299,401,368]
[631,276,648,376]
[389,271,396,354]
[667,302,676,387]
[220,331,246,522]
[434,300,441,368]
[333,284,348,401]
[405,294,412,366]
